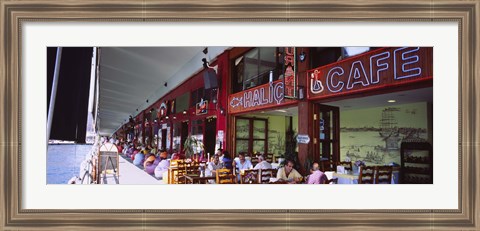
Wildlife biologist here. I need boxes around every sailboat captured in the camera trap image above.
[378,107,401,150]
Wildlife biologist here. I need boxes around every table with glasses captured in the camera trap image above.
[184,174,216,184]
[332,170,399,184]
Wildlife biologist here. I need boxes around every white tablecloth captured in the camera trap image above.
[332,171,399,184]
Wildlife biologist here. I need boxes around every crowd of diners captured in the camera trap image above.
[110,138,330,184]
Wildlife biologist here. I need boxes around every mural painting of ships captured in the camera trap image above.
[378,107,402,150]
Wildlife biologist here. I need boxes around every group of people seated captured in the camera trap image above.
[117,140,330,184]
[206,149,330,184]
[121,143,171,179]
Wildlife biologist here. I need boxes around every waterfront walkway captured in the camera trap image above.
[101,155,165,185]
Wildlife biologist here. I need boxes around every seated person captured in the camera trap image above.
[132,148,145,166]
[233,152,253,181]
[234,152,253,171]
[206,155,223,177]
[154,153,170,179]
[131,146,140,160]
[221,151,233,170]
[276,159,302,183]
[216,148,224,164]
[306,162,328,184]
[143,153,157,174]
[171,152,186,160]
[253,154,272,170]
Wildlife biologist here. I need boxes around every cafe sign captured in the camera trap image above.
[307,47,433,100]
[228,79,294,114]
[283,47,297,99]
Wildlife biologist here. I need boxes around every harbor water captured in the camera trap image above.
[47,144,92,184]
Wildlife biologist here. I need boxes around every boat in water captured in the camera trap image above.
[378,107,401,150]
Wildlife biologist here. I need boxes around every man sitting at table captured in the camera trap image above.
[277,159,302,183]
[306,162,328,184]
[233,152,253,182]
[253,154,272,170]
[206,155,223,177]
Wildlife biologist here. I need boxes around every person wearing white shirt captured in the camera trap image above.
[253,154,272,170]
[206,155,223,177]
[233,152,253,182]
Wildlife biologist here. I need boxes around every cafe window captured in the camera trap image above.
[191,87,215,107]
[232,47,285,93]
[190,119,204,153]
[176,92,189,113]
[310,47,343,68]
[172,122,182,152]
[235,117,268,156]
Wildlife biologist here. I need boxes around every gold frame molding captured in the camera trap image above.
[1,0,479,230]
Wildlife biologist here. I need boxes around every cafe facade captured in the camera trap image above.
[114,46,433,176]
[115,51,231,157]
[226,47,433,174]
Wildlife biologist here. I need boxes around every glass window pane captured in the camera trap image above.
[236,119,249,139]
[236,140,249,155]
[253,140,265,154]
[259,47,276,73]
[244,48,259,88]
[253,120,266,139]
[176,92,190,112]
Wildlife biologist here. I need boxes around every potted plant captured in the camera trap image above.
[183,135,204,161]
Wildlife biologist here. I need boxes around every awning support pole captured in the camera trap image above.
[47,47,62,143]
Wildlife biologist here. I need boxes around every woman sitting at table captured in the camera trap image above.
[277,159,302,183]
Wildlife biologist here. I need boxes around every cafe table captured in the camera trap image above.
[332,170,399,184]
[184,174,216,184]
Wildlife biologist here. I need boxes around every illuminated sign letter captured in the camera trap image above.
[284,47,295,66]
[274,82,284,104]
[394,47,421,80]
[243,91,252,108]
[370,51,390,84]
[347,61,370,89]
[326,67,344,93]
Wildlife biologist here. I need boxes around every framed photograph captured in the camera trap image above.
[1,0,479,230]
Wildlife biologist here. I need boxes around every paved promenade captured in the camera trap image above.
[101,155,165,185]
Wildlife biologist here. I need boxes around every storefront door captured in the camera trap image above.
[314,104,340,163]
[204,117,217,157]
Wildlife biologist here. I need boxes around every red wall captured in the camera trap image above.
[128,50,230,152]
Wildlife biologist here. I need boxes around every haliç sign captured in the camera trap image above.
[307,47,433,100]
[228,79,295,114]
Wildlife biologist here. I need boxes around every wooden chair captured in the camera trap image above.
[265,153,274,163]
[216,169,236,184]
[375,166,393,184]
[174,160,188,184]
[320,160,336,172]
[259,168,277,184]
[337,161,352,171]
[358,166,375,184]
[324,178,338,184]
[250,154,259,167]
[240,169,260,184]
[168,159,183,184]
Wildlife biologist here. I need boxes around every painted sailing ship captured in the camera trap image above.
[378,107,401,150]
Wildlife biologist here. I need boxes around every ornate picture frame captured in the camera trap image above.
[1,0,479,230]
